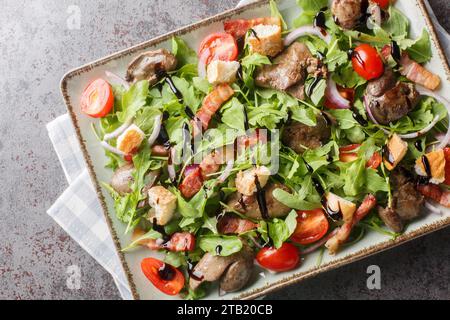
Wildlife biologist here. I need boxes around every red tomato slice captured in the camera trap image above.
[366,152,382,170]
[291,209,329,245]
[443,147,450,185]
[351,44,384,81]
[339,144,360,163]
[256,243,300,272]
[372,0,390,9]
[80,78,114,118]
[141,258,185,296]
[198,33,238,65]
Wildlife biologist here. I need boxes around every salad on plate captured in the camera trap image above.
[80,0,449,299]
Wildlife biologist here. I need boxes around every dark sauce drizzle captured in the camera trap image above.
[322,198,344,221]
[254,174,270,220]
[391,41,401,62]
[215,245,223,255]
[185,252,204,281]
[249,28,260,41]
[314,9,328,36]
[158,263,176,281]
[307,77,323,97]
[352,109,368,126]
[421,155,432,178]
[382,145,395,165]
[152,218,171,243]
[414,140,423,152]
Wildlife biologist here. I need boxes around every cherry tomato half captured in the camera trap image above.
[351,44,384,81]
[443,147,450,185]
[291,209,329,245]
[80,78,114,118]
[372,0,390,9]
[324,86,355,110]
[339,144,360,163]
[141,258,185,296]
[198,33,238,65]
[256,243,300,272]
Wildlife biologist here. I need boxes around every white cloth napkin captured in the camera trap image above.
[47,0,449,300]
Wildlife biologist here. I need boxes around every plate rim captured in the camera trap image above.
[59,0,450,300]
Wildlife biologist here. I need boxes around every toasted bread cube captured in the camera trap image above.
[207,60,240,85]
[247,24,283,57]
[147,186,177,226]
[384,134,408,171]
[117,124,145,154]
[325,192,357,223]
[235,166,271,196]
[415,149,445,184]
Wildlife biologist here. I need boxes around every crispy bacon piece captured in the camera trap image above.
[224,17,281,38]
[400,54,441,91]
[179,166,204,199]
[326,194,377,254]
[132,228,196,252]
[218,215,258,235]
[418,184,450,207]
[191,84,234,137]
[180,130,267,199]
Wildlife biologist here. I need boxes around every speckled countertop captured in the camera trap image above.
[0,0,448,300]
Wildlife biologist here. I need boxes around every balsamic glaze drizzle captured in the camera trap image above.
[414,140,423,152]
[158,263,176,281]
[254,174,269,220]
[215,245,223,255]
[421,155,432,178]
[152,218,171,243]
[314,11,327,36]
[185,253,204,281]
[391,41,401,62]
[322,198,344,221]
[307,77,323,97]
[249,28,260,41]
[352,109,368,126]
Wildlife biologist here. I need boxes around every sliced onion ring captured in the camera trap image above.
[100,141,125,156]
[105,71,130,90]
[147,114,163,146]
[103,117,134,141]
[325,77,351,109]
[301,229,338,255]
[425,201,442,216]
[284,25,331,47]
[218,161,234,183]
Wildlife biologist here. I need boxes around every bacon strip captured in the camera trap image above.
[326,194,377,255]
[132,228,196,252]
[224,17,281,38]
[418,184,450,207]
[399,54,441,91]
[192,84,234,137]
[217,215,258,235]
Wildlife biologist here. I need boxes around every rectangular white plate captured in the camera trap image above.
[61,0,450,300]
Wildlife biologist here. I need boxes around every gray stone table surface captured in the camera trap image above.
[0,0,449,300]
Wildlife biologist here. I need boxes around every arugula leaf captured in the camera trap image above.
[134,107,161,133]
[305,77,327,106]
[268,210,298,249]
[221,98,246,131]
[172,36,198,66]
[333,62,367,88]
[406,29,432,64]
[270,0,288,30]
[296,0,328,12]
[273,188,321,211]
[198,235,243,256]
[117,80,149,122]
[325,39,348,72]
[290,105,317,126]
[382,7,410,40]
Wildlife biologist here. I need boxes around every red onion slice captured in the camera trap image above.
[325,78,351,109]
[184,164,200,178]
[100,141,125,156]
[105,71,130,90]
[425,201,442,216]
[147,114,163,146]
[301,229,339,255]
[167,148,177,182]
[218,161,234,183]
[103,117,134,141]
[284,25,331,47]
